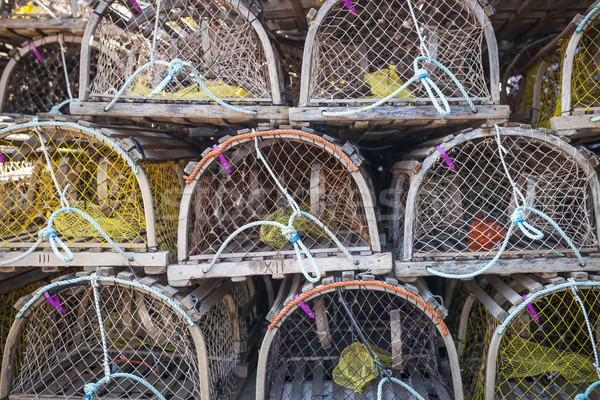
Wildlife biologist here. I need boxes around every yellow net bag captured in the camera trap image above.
[364,65,416,99]
[333,342,392,393]
[130,76,255,99]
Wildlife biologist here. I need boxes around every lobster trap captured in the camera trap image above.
[288,0,509,127]
[391,124,600,279]
[457,272,600,400]
[513,59,541,124]
[171,128,392,285]
[0,272,252,399]
[0,35,99,115]
[73,0,284,126]
[256,274,462,399]
[0,0,88,41]
[0,119,196,271]
[551,2,600,135]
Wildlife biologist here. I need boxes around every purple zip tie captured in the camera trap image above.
[341,0,357,14]
[129,0,142,13]
[522,295,539,323]
[296,295,315,318]
[44,291,67,314]
[30,42,43,64]
[0,152,6,164]
[213,145,232,173]
[435,145,456,171]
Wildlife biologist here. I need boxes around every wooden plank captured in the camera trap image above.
[550,114,600,132]
[0,250,169,268]
[485,275,523,306]
[314,296,331,349]
[289,105,510,124]
[168,253,393,286]
[311,361,324,400]
[464,280,508,322]
[394,256,599,277]
[390,309,403,369]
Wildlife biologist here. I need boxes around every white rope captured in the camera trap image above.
[90,274,111,381]
[202,136,358,283]
[426,125,585,279]
[57,34,73,101]
[568,278,600,380]
[32,0,62,23]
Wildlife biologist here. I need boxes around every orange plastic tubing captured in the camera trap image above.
[184,129,359,184]
[268,280,448,335]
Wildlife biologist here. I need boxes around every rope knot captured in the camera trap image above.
[281,226,298,241]
[167,58,184,78]
[510,209,526,226]
[39,227,57,240]
[415,68,429,82]
[84,383,98,396]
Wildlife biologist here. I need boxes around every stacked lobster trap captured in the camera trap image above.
[170,128,392,286]
[288,0,509,127]
[391,123,600,279]
[0,0,88,41]
[0,34,101,115]
[72,0,285,126]
[455,272,600,400]
[551,1,600,137]
[0,271,259,400]
[256,272,462,400]
[0,119,196,272]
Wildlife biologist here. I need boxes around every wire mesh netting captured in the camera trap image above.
[3,36,99,115]
[535,39,570,129]
[89,0,273,104]
[229,279,257,346]
[188,136,372,260]
[0,0,75,18]
[494,288,600,400]
[396,132,598,260]
[264,285,454,399]
[9,280,203,400]
[571,17,600,111]
[305,0,490,105]
[517,59,541,118]
[0,125,180,254]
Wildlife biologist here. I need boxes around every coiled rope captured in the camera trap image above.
[104,0,256,115]
[0,122,137,265]
[426,125,585,279]
[322,0,477,118]
[14,273,183,400]
[202,135,357,283]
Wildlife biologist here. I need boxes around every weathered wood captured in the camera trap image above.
[550,114,600,131]
[0,250,169,268]
[464,280,508,322]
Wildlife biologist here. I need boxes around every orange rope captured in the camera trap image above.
[184,130,359,184]
[268,280,448,335]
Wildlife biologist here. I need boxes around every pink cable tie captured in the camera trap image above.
[341,0,356,15]
[0,152,6,164]
[129,0,142,13]
[522,295,539,323]
[30,42,43,64]
[213,145,232,173]
[44,291,67,314]
[435,145,456,171]
[295,295,315,318]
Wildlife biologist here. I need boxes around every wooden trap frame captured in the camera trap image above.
[256,272,462,400]
[72,0,285,126]
[0,34,100,115]
[391,124,600,279]
[0,271,255,400]
[456,272,600,400]
[288,0,509,128]
[0,0,88,41]
[551,1,600,137]
[0,119,196,272]
[170,128,392,286]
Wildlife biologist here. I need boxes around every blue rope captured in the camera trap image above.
[576,3,600,33]
[83,372,166,400]
[575,380,600,400]
[103,59,257,116]
[49,98,78,115]
[377,377,425,400]
[321,56,477,117]
[15,274,196,326]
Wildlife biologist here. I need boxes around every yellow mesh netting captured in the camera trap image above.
[518,59,541,115]
[536,38,570,128]
[571,17,600,110]
[333,342,392,393]
[0,126,147,251]
[495,288,600,399]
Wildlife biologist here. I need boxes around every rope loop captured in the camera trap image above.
[149,59,184,97]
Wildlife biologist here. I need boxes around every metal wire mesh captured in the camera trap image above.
[0,0,74,18]
[571,18,600,111]
[306,0,490,105]
[0,125,181,253]
[495,288,600,399]
[229,279,256,345]
[188,137,371,260]
[199,294,240,399]
[401,133,598,259]
[9,280,203,400]
[536,39,570,129]
[3,36,99,115]
[264,285,453,399]
[89,0,272,104]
